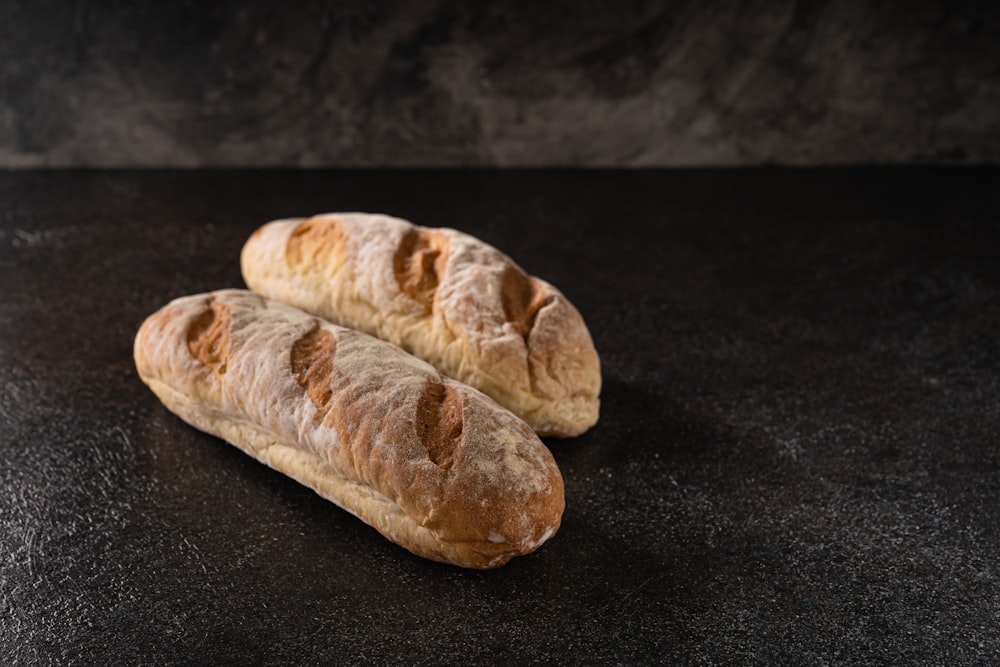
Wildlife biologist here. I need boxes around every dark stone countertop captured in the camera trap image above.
[1,169,998,664]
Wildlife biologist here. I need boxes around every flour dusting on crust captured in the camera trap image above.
[241,213,601,437]
[134,289,565,568]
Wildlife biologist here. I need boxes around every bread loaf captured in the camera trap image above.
[133,289,564,569]
[240,213,601,437]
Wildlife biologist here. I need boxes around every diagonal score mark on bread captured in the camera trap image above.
[286,216,347,270]
[500,265,554,344]
[414,381,463,470]
[392,227,449,313]
[187,297,231,376]
[290,323,338,423]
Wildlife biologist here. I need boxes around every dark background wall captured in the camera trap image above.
[1,0,998,167]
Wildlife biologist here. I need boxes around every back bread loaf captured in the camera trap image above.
[240,213,601,437]
[134,289,564,569]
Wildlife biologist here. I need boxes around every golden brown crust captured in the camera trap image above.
[134,289,564,569]
[240,213,601,437]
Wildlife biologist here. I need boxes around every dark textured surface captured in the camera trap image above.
[1,168,999,664]
[2,0,1000,167]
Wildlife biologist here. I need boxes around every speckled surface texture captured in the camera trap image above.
[2,0,999,167]
[1,169,998,664]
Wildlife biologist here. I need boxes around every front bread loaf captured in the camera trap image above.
[240,213,601,437]
[133,289,564,569]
